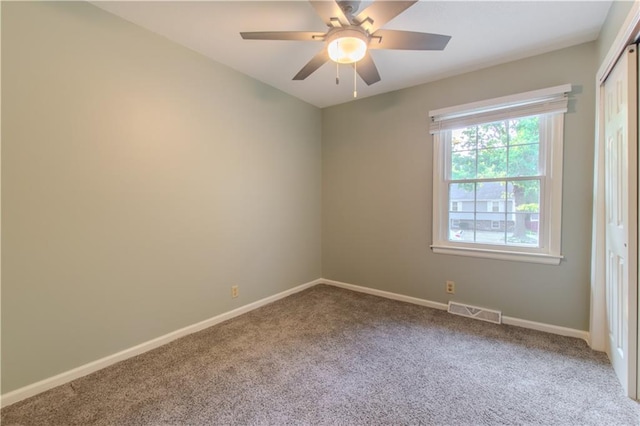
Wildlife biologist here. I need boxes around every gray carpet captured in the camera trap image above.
[2,284,639,425]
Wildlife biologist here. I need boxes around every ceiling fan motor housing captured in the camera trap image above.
[337,0,362,17]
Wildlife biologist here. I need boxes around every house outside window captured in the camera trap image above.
[429,85,570,264]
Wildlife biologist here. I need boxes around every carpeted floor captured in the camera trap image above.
[2,284,639,425]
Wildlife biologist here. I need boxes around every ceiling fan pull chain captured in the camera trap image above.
[353,61,357,98]
[336,61,340,85]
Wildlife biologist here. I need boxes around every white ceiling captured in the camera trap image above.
[93,1,612,108]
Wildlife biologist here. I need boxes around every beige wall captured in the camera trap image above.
[322,42,597,331]
[1,2,322,393]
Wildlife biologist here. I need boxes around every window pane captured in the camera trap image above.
[480,213,508,245]
[508,143,539,176]
[452,127,476,152]
[477,147,507,178]
[448,178,541,247]
[507,180,540,247]
[448,183,475,242]
[451,127,477,180]
[473,182,507,245]
[451,149,476,180]
[507,116,540,177]
[508,116,539,146]
[450,118,541,180]
[477,121,507,149]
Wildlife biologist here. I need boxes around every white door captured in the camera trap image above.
[604,44,638,399]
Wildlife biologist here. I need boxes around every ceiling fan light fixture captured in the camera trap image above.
[326,29,368,64]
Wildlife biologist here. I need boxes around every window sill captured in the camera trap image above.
[430,244,563,265]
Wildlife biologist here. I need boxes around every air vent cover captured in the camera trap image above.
[448,301,502,324]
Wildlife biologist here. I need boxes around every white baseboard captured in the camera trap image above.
[321,279,448,311]
[320,279,590,343]
[501,316,590,342]
[2,276,590,408]
[0,278,322,408]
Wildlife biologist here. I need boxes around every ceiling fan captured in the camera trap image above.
[240,0,451,88]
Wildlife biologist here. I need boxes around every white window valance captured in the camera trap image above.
[428,84,572,134]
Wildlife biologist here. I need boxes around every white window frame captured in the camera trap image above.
[429,84,570,265]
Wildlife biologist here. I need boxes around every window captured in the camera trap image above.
[430,85,570,264]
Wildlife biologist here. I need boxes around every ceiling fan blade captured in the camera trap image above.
[355,52,381,86]
[309,0,350,26]
[240,31,325,41]
[369,30,451,51]
[293,49,330,80]
[355,1,417,33]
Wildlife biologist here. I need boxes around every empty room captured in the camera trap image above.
[3,0,640,424]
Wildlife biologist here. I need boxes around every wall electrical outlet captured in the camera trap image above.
[231,285,239,298]
[446,280,455,294]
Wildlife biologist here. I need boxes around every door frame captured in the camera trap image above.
[591,1,640,399]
